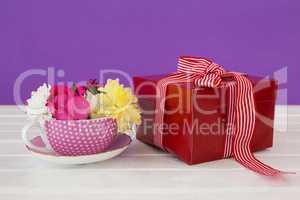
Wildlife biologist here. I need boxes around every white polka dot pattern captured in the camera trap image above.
[45,118,117,156]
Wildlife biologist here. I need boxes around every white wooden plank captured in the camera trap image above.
[0,169,299,200]
[0,116,27,124]
[0,105,25,115]
[0,130,299,142]
[0,121,299,133]
[276,105,300,115]
[0,167,299,189]
[0,130,299,156]
[0,134,300,156]
[0,189,300,200]
[1,190,300,200]
[0,154,299,171]
[0,139,167,156]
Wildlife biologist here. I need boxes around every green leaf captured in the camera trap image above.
[98,90,106,94]
[88,87,99,95]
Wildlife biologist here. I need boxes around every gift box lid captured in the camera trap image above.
[133,73,278,101]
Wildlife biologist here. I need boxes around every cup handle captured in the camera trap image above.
[22,118,53,154]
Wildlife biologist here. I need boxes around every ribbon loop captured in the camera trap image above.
[206,62,223,74]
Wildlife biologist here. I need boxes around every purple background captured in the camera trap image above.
[0,0,299,104]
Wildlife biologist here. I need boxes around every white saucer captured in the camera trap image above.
[26,134,131,165]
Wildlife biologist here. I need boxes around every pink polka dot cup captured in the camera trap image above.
[22,117,118,156]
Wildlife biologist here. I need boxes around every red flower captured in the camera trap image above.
[87,79,99,88]
[47,85,90,120]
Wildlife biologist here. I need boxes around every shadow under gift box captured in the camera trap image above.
[133,74,278,165]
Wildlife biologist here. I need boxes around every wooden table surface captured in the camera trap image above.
[0,105,299,200]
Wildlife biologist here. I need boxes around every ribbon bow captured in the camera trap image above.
[154,56,291,176]
[178,56,225,87]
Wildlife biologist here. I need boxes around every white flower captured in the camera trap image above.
[26,83,51,116]
[86,90,100,113]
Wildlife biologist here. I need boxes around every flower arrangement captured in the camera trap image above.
[26,79,141,132]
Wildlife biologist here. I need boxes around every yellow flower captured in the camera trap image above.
[89,79,141,132]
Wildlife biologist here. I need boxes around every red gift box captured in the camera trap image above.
[133,74,278,165]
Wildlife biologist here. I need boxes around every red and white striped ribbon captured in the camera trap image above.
[154,56,292,176]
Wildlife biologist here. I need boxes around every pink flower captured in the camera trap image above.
[47,85,90,120]
[67,96,90,120]
[74,83,86,96]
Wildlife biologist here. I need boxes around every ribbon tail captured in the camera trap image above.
[223,82,236,158]
[232,74,295,176]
